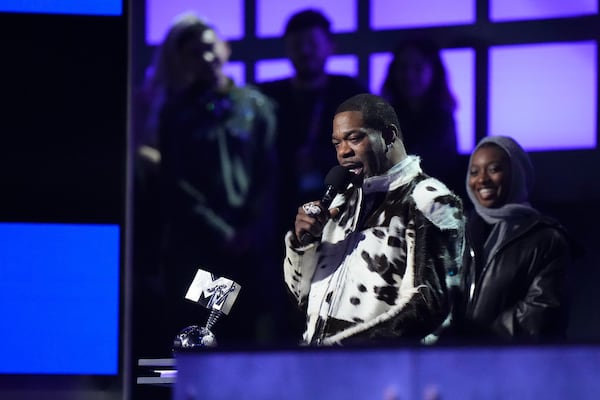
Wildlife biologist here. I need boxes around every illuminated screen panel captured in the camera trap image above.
[256,0,356,37]
[323,55,359,77]
[255,54,358,82]
[371,0,475,29]
[489,41,597,151]
[224,61,246,86]
[369,48,475,154]
[146,0,244,45]
[368,53,392,96]
[442,48,476,154]
[491,0,598,22]
[0,223,120,375]
[0,0,122,15]
[255,59,294,82]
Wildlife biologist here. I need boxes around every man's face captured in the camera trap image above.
[331,111,388,180]
[285,27,332,80]
[468,144,511,208]
[179,28,228,87]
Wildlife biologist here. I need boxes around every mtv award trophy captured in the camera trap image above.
[173,268,241,349]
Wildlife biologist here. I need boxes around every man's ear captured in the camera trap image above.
[382,124,399,146]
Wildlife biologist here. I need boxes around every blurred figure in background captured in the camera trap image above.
[380,38,460,192]
[457,135,576,341]
[132,13,280,356]
[258,8,367,340]
[259,8,367,227]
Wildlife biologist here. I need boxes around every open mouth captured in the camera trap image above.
[342,162,363,175]
[349,167,363,176]
[477,187,497,200]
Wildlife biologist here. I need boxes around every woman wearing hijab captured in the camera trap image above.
[458,135,573,341]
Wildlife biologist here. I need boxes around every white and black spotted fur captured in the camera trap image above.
[284,156,465,345]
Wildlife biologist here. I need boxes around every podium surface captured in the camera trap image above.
[173,344,600,400]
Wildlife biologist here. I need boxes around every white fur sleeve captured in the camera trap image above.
[283,231,319,306]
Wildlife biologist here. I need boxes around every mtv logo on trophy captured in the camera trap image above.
[173,268,241,349]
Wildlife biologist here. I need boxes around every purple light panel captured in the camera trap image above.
[224,62,245,86]
[324,55,359,77]
[442,48,475,154]
[489,41,597,151]
[256,0,356,37]
[491,0,598,22]
[371,0,475,29]
[254,55,359,83]
[368,53,392,95]
[146,0,243,45]
[255,59,294,82]
[370,49,475,154]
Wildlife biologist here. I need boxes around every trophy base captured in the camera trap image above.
[173,325,217,349]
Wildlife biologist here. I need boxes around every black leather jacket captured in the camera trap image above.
[457,211,572,341]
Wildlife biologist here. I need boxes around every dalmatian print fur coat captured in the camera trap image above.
[284,156,465,345]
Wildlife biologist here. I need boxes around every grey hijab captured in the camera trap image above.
[466,136,540,256]
[466,135,539,223]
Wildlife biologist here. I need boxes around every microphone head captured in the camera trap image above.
[324,165,352,193]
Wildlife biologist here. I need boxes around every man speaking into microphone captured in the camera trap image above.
[283,93,466,346]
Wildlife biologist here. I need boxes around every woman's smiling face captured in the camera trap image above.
[468,144,511,208]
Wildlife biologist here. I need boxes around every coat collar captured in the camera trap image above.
[361,155,422,194]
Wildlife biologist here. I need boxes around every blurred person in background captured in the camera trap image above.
[132,13,281,356]
[259,8,367,228]
[380,38,460,193]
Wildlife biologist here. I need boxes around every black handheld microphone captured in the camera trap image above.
[299,165,352,244]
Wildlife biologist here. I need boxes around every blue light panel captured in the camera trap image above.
[0,0,122,16]
[0,223,120,375]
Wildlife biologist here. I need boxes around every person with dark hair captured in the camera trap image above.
[380,38,460,191]
[283,93,465,345]
[458,135,575,341]
[258,8,367,236]
[132,13,280,354]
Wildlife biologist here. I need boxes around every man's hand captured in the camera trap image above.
[294,200,338,245]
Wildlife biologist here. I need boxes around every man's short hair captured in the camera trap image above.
[336,93,402,139]
[284,9,332,38]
